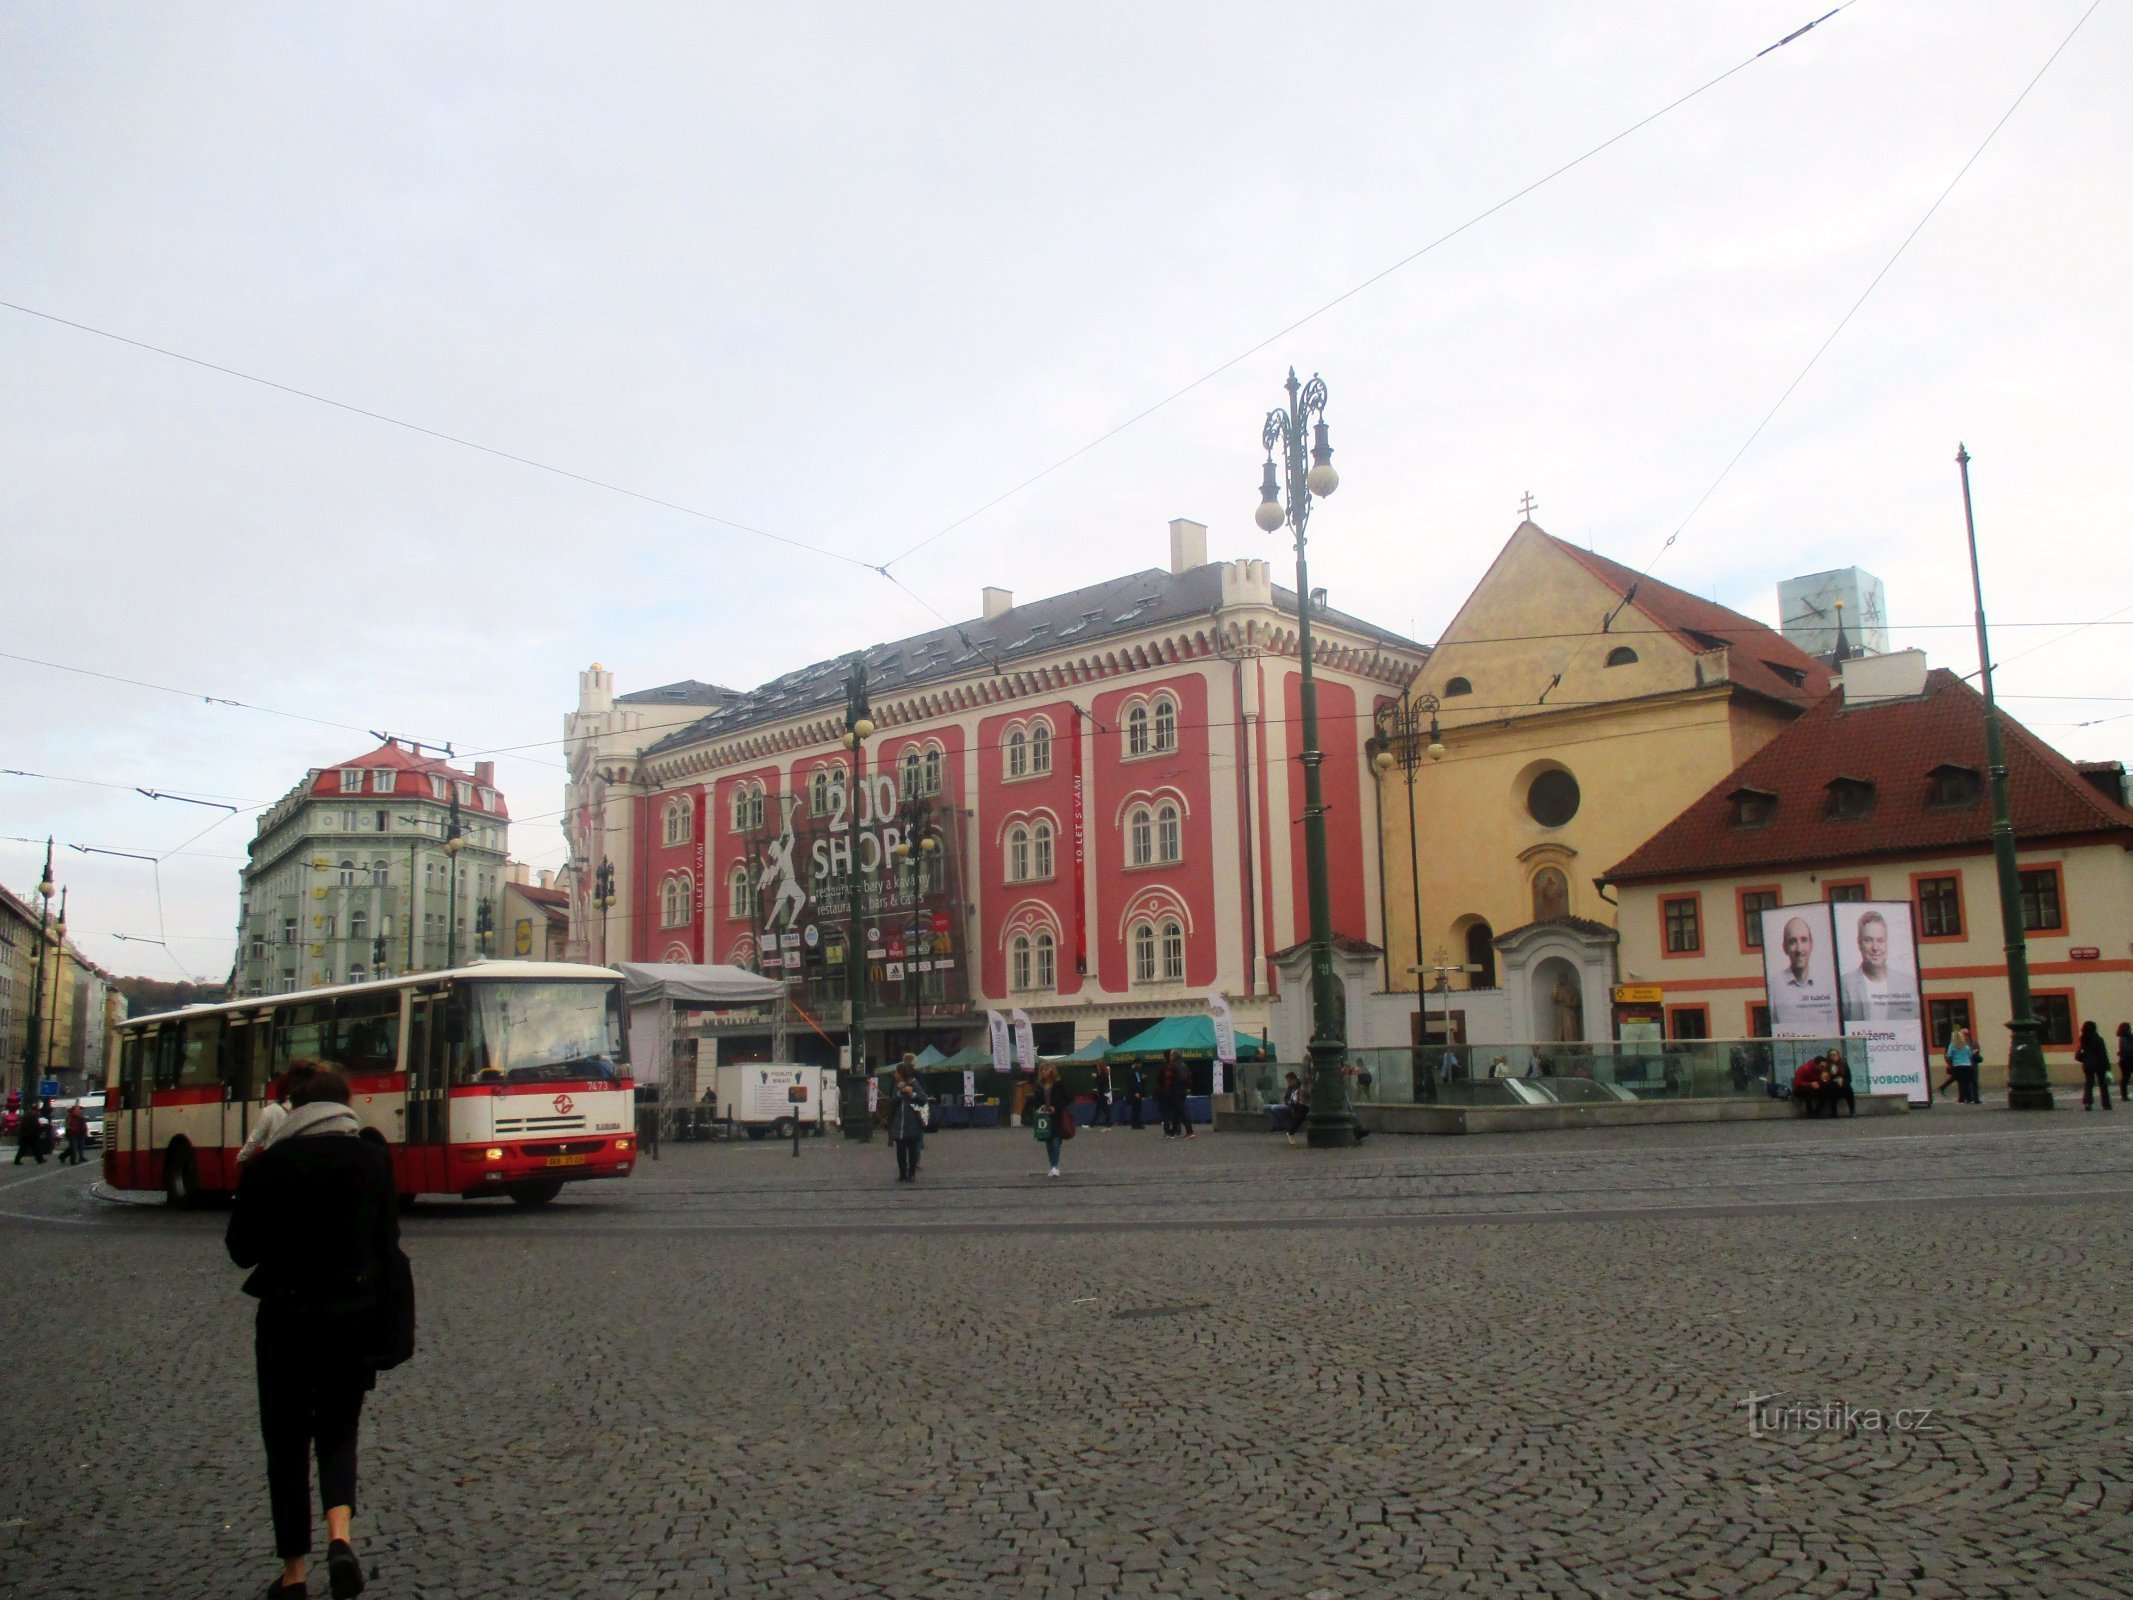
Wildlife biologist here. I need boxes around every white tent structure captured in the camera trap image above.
[616,962,784,1091]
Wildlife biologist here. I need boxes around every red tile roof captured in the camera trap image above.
[305,742,508,818]
[1541,532,1835,710]
[514,882,568,909]
[1605,668,2133,883]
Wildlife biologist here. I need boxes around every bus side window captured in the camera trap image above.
[178,1017,223,1089]
[152,1027,184,1092]
[272,1001,332,1072]
[118,1034,143,1110]
[333,992,402,1079]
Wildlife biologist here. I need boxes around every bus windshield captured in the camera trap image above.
[457,980,627,1086]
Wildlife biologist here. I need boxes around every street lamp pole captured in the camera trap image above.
[444,795,464,969]
[17,839,55,1103]
[1957,444,2052,1110]
[1373,696,1444,1101]
[891,814,938,1051]
[1256,367,1357,1147]
[45,889,67,1083]
[839,657,877,1141]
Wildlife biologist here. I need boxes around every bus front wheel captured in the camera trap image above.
[509,1180,564,1208]
[163,1143,200,1210]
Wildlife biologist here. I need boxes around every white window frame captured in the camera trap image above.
[340,768,363,793]
[728,862,754,920]
[1033,821,1054,879]
[1129,807,1154,867]
[1006,728,1028,779]
[662,874,691,928]
[1008,826,1031,883]
[1034,930,1056,990]
[1011,934,1033,992]
[1161,919,1185,980]
[1029,722,1053,775]
[664,797,692,846]
[1131,922,1157,983]
[372,770,397,794]
[1126,704,1150,758]
[1156,802,1181,863]
[1152,697,1178,752]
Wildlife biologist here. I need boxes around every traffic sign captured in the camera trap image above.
[38,1079,60,1099]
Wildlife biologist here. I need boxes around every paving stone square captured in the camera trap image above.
[2,1110,2130,1598]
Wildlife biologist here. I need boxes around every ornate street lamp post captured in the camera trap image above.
[1373,696,1444,1101]
[1956,444,2052,1110]
[890,815,938,1050]
[839,657,877,1141]
[1255,367,1358,1146]
[17,839,55,1103]
[443,795,464,969]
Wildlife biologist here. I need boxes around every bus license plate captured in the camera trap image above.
[546,1154,588,1167]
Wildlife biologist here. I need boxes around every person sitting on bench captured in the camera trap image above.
[1281,1072,1309,1144]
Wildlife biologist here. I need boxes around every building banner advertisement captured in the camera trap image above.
[1209,994,1237,1064]
[1758,904,1839,1039]
[1832,900,1930,1105]
[1010,1007,1036,1073]
[987,1010,1011,1073]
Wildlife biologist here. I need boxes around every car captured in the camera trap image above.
[43,1096,104,1150]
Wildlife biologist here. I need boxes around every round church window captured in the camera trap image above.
[1527,768,1580,828]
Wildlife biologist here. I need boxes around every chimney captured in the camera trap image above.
[474,760,495,786]
[1168,517,1207,574]
[538,869,555,890]
[507,861,530,885]
[982,586,1013,620]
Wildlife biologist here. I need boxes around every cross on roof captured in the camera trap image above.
[1518,490,1539,521]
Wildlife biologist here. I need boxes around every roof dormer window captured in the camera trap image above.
[1824,776,1876,820]
[1728,787,1777,829]
[1926,764,1981,809]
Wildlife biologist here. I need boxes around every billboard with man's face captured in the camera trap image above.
[1758,905,1839,1038]
[1833,900,1928,1104]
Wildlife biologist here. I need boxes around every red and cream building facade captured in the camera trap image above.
[562,520,1427,1060]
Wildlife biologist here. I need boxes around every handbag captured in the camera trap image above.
[372,1244,417,1372]
[1058,1107,1077,1140]
[916,1099,931,1129]
[1031,1108,1054,1141]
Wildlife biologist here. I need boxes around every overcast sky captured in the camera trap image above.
[4,0,2127,986]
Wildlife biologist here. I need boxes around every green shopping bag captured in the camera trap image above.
[1031,1108,1055,1141]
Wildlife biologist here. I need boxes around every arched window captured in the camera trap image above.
[730,784,750,832]
[1131,922,1158,983]
[1029,722,1052,774]
[728,862,754,920]
[1152,697,1178,751]
[1129,806,1154,866]
[1161,919,1185,980]
[1605,646,1639,668]
[900,748,922,797]
[663,797,691,845]
[1011,934,1033,991]
[1444,677,1473,697]
[1008,826,1031,883]
[1007,728,1028,778]
[1034,931,1056,990]
[1126,703,1150,757]
[371,859,389,886]
[662,875,691,928]
[746,785,766,832]
[810,768,832,816]
[337,858,356,886]
[1032,820,1054,878]
[349,964,368,985]
[349,908,369,943]
[922,747,942,796]
[1156,802,1181,863]
[1465,920,1497,989]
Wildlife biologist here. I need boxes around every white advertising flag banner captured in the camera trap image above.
[1758,904,1840,1039]
[1832,899,1930,1105]
[1010,1008,1036,1074]
[987,1010,1011,1073]
[963,1070,977,1102]
[1209,995,1238,1064]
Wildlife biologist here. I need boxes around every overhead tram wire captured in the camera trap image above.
[3,2,1866,618]
[1645,0,2109,571]
[876,1,1867,574]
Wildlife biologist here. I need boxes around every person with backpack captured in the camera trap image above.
[227,1066,407,1599]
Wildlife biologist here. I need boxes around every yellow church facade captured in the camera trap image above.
[1364,521,1832,1046]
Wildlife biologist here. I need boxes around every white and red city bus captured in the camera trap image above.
[105,961,636,1207]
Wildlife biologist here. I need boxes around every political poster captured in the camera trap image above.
[986,1010,1011,1073]
[1758,904,1839,1039]
[1832,900,1930,1104]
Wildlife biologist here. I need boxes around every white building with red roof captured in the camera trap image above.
[235,740,511,995]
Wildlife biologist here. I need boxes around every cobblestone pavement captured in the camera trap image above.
[3,1109,2130,1599]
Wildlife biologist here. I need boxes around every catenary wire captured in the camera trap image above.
[1645,0,2108,569]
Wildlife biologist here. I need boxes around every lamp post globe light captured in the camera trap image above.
[1256,367,1358,1147]
[443,796,465,969]
[1372,694,1443,1101]
[839,657,877,1142]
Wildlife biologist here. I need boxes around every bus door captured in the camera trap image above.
[221,1011,267,1160]
[113,1031,147,1188]
[402,988,452,1193]
[151,1014,226,1190]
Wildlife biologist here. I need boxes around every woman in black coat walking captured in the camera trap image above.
[886,1056,929,1181]
[227,1067,399,1599]
[2076,1020,2113,1110]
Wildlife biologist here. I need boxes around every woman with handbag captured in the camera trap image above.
[888,1056,930,1182]
[1032,1063,1073,1178]
[226,1066,402,1600]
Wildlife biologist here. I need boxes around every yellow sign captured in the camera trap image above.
[515,918,533,957]
[1613,984,1663,1004]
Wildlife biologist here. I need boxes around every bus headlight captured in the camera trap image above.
[485,1147,504,1161]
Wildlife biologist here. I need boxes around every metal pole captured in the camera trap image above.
[45,891,66,1083]
[18,839,53,1102]
[839,659,875,1141]
[1957,444,2052,1110]
[1268,368,1357,1147]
